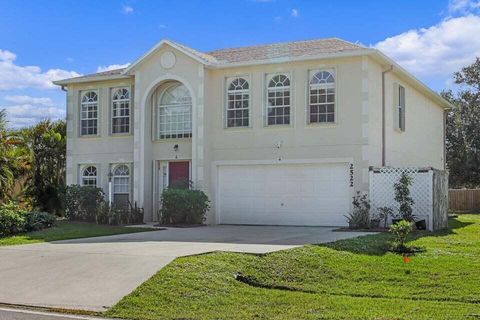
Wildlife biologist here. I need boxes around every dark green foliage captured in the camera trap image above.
[23,120,66,214]
[0,201,27,236]
[64,185,144,225]
[377,206,394,228]
[160,188,210,225]
[394,172,415,221]
[345,192,370,229]
[389,219,413,253]
[443,58,480,188]
[64,185,105,223]
[24,211,56,232]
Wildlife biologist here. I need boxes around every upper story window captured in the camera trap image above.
[81,165,97,187]
[112,88,130,134]
[155,83,192,139]
[226,77,249,128]
[267,74,291,126]
[308,70,335,124]
[80,91,98,135]
[113,164,130,206]
[397,85,406,132]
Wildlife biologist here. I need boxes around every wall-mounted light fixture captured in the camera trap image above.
[275,141,283,149]
[173,144,179,152]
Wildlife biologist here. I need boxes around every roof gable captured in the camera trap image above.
[123,40,215,74]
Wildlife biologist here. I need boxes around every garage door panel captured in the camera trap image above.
[218,163,351,226]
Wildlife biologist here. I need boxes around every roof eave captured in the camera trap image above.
[53,74,131,86]
[207,48,374,69]
[369,50,454,110]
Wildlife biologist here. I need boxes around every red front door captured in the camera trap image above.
[168,161,190,188]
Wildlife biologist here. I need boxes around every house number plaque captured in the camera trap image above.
[349,163,354,187]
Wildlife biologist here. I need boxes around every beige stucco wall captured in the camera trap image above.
[367,61,445,169]
[66,79,135,200]
[64,44,445,224]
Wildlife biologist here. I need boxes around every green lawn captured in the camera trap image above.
[0,221,154,246]
[107,215,480,320]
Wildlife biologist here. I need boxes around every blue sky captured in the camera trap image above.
[1,0,479,128]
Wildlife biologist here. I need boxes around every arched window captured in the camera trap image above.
[309,70,335,123]
[81,166,97,187]
[113,164,130,205]
[267,74,290,125]
[112,88,130,134]
[155,83,192,139]
[226,77,249,128]
[80,91,98,135]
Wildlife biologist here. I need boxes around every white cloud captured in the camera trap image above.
[2,104,65,128]
[96,63,130,72]
[122,5,134,14]
[291,9,299,17]
[448,0,480,14]
[0,49,80,90]
[4,95,54,106]
[373,15,480,79]
[158,24,167,29]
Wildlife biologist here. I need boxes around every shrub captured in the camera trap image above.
[160,188,210,225]
[389,220,413,252]
[64,185,105,222]
[377,206,394,228]
[0,201,27,237]
[394,172,415,222]
[345,192,370,229]
[24,211,56,232]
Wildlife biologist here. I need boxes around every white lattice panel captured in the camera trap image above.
[369,167,433,230]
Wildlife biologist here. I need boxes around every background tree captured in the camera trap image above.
[443,58,480,188]
[0,109,30,202]
[22,120,66,214]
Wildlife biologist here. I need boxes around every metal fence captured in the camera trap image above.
[449,189,480,212]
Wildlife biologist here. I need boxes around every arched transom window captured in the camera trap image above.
[226,77,249,128]
[80,91,98,135]
[112,88,130,134]
[81,165,97,187]
[267,74,290,125]
[309,70,335,123]
[113,164,130,205]
[155,83,192,139]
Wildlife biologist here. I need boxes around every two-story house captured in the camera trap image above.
[54,38,452,226]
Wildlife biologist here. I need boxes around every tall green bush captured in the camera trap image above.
[160,188,210,225]
[394,172,415,221]
[0,201,27,236]
[64,185,105,222]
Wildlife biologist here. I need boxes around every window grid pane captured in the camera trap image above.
[158,105,192,139]
[267,75,290,126]
[226,77,249,128]
[81,166,97,187]
[309,71,335,124]
[80,91,98,135]
[112,88,130,134]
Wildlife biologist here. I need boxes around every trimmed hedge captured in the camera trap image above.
[160,188,210,225]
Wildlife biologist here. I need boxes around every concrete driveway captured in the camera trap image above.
[0,225,371,312]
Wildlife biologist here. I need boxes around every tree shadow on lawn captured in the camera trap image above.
[319,217,473,256]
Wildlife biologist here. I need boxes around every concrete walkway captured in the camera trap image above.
[0,226,371,312]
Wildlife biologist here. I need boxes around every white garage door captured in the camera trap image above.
[217,163,351,226]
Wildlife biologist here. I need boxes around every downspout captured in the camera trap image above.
[381,65,393,167]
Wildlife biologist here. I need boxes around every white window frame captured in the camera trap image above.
[155,83,192,140]
[265,73,292,126]
[225,76,250,128]
[307,69,336,125]
[111,87,131,135]
[81,165,97,187]
[112,164,130,202]
[80,90,99,136]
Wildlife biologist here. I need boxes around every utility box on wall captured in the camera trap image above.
[369,167,449,231]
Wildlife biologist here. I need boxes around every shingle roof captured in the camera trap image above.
[206,38,364,64]
[55,38,365,84]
